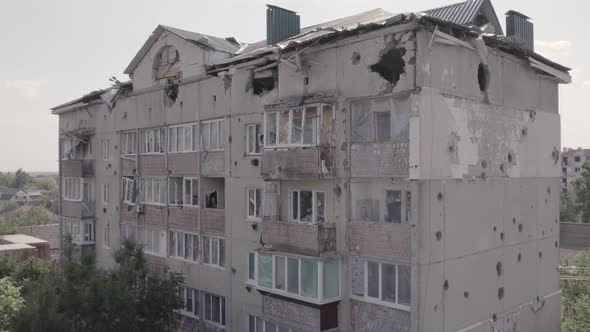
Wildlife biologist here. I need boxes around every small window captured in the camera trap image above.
[122,177,135,205]
[203,293,225,326]
[102,183,110,205]
[246,124,263,155]
[562,157,568,165]
[248,253,256,281]
[575,156,581,162]
[180,287,199,317]
[103,224,110,249]
[156,46,178,68]
[247,188,262,220]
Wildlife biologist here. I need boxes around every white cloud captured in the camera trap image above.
[535,40,572,58]
[2,79,48,99]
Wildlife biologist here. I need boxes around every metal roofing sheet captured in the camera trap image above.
[424,0,485,25]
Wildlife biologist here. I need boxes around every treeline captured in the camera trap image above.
[0,241,183,332]
[0,169,56,191]
[561,161,590,223]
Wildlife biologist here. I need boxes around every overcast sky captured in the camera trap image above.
[0,0,587,172]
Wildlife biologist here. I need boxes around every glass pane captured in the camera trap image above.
[266,113,277,146]
[177,231,184,258]
[367,261,379,298]
[375,112,391,142]
[184,126,192,151]
[278,111,289,144]
[249,253,255,280]
[219,239,225,267]
[212,296,220,323]
[382,263,396,303]
[192,235,199,262]
[321,105,333,146]
[291,109,303,144]
[202,123,210,150]
[301,259,318,299]
[316,192,325,223]
[351,101,373,142]
[184,233,192,260]
[186,288,193,312]
[248,189,255,217]
[175,179,183,204]
[385,191,402,223]
[323,259,339,299]
[275,256,286,290]
[249,315,256,332]
[204,294,212,321]
[211,122,219,149]
[184,179,191,205]
[299,191,313,223]
[255,189,262,218]
[203,237,210,264]
[287,258,299,294]
[255,124,262,153]
[398,265,411,306]
[247,125,255,153]
[177,127,184,151]
[258,253,272,288]
[219,121,225,150]
[191,179,198,205]
[153,181,160,203]
[265,321,277,332]
[170,127,177,152]
[160,180,167,204]
[291,191,298,221]
[192,125,199,151]
[212,239,219,265]
[303,107,318,145]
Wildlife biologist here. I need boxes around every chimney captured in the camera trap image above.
[505,10,534,51]
[266,5,300,45]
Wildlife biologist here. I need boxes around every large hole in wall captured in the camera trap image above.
[252,69,277,96]
[477,63,490,92]
[370,47,406,84]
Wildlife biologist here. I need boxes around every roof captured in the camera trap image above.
[0,234,48,246]
[0,188,22,200]
[123,25,241,74]
[423,0,503,34]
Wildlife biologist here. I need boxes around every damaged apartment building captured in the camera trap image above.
[51,0,570,331]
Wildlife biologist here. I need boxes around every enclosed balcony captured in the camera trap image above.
[61,217,95,245]
[200,177,225,236]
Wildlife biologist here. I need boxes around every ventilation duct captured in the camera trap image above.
[506,10,534,51]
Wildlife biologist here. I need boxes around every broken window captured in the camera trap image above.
[359,260,411,307]
[61,139,75,160]
[247,188,262,219]
[206,191,218,208]
[289,190,325,223]
[264,104,332,147]
[120,131,137,156]
[246,123,263,155]
[351,182,411,223]
[351,96,410,143]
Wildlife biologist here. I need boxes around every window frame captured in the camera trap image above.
[201,119,225,151]
[120,131,137,157]
[288,190,325,224]
[62,177,83,202]
[183,177,199,207]
[246,123,263,155]
[253,252,340,304]
[351,260,411,311]
[137,226,166,257]
[203,292,226,327]
[139,127,166,154]
[246,188,262,220]
[103,224,110,249]
[102,183,110,205]
[264,104,332,148]
[168,229,200,263]
[202,235,225,269]
[122,177,135,205]
[138,177,167,206]
[168,123,199,153]
[179,286,199,318]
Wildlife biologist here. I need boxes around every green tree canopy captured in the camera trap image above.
[0,277,25,331]
[573,161,590,223]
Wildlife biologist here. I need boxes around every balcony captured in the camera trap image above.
[201,208,225,236]
[61,200,95,219]
[347,221,411,260]
[261,293,338,332]
[350,141,409,178]
[261,147,335,180]
[61,218,95,245]
[260,221,336,257]
[61,159,95,177]
[200,151,225,178]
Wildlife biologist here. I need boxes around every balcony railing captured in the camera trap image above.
[61,218,95,245]
[261,147,335,180]
[61,159,95,177]
[202,208,225,236]
[260,221,336,256]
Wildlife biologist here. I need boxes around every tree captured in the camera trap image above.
[573,162,590,223]
[0,172,15,189]
[0,277,25,331]
[563,294,590,332]
[13,241,183,332]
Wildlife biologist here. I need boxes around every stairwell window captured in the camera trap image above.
[102,183,110,205]
[246,123,263,155]
[101,139,110,161]
[246,188,262,220]
[289,190,325,223]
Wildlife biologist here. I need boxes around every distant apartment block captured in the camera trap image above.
[561,147,590,195]
[51,0,570,331]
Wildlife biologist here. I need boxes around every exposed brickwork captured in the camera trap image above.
[200,151,225,177]
[169,206,199,230]
[169,153,199,176]
[139,155,166,176]
[351,142,409,178]
[145,254,166,273]
[261,147,334,180]
[139,205,166,227]
[350,299,410,332]
[26,224,60,250]
[261,221,336,256]
[201,208,225,236]
[262,294,321,331]
[347,221,411,260]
